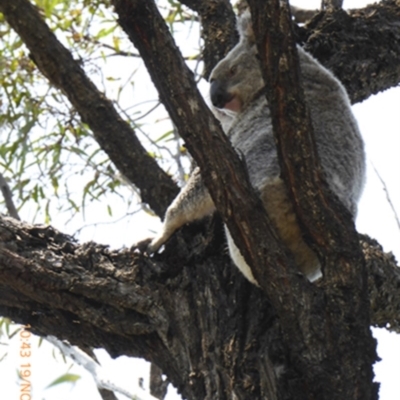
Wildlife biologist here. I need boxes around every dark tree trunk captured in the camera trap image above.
[0,217,399,399]
[0,0,399,399]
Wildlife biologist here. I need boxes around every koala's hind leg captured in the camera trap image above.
[225,227,260,286]
[225,177,320,285]
[261,178,320,279]
[147,168,216,254]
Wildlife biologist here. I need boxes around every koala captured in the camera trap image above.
[146,11,365,285]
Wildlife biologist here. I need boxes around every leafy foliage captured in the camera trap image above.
[0,0,198,229]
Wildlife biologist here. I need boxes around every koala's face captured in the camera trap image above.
[209,38,264,113]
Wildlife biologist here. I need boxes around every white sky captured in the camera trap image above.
[0,1,399,399]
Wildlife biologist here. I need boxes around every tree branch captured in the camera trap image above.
[46,336,154,400]
[0,214,282,399]
[290,6,319,23]
[0,172,20,220]
[301,1,400,103]
[247,1,376,398]
[179,0,238,78]
[0,0,179,218]
[361,235,400,332]
[321,0,343,10]
[150,363,168,400]
[0,215,398,398]
[111,0,300,293]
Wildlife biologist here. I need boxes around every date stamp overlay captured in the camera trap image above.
[19,325,32,400]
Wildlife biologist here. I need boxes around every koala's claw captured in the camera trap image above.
[146,236,165,255]
[132,235,166,256]
[133,238,154,254]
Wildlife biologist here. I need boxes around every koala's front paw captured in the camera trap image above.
[132,237,153,254]
[132,235,166,255]
[145,235,165,255]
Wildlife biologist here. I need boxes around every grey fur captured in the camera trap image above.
[147,12,365,285]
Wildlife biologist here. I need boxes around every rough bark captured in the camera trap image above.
[301,1,400,104]
[321,0,343,10]
[246,2,376,398]
[150,363,169,400]
[112,0,381,397]
[290,6,319,23]
[179,0,238,78]
[0,217,398,399]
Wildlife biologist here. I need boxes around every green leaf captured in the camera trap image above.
[155,130,174,143]
[46,373,81,389]
[51,176,59,195]
[95,25,117,40]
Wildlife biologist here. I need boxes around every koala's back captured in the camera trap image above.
[228,47,365,217]
[223,48,365,278]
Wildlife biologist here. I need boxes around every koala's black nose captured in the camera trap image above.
[210,80,233,109]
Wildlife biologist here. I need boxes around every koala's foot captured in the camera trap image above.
[146,235,166,255]
[133,232,170,255]
[132,237,153,254]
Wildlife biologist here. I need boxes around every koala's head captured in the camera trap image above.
[209,11,264,114]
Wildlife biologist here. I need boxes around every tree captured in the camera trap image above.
[0,0,399,399]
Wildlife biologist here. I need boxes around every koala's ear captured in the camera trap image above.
[237,10,256,45]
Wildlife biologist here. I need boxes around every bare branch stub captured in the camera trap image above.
[150,363,169,400]
[321,0,343,10]
[290,6,319,23]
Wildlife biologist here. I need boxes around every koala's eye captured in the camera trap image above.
[229,66,237,76]
[255,53,261,61]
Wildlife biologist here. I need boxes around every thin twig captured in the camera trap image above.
[0,172,20,220]
[46,336,159,400]
[372,163,400,232]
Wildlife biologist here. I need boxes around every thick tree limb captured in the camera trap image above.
[0,0,179,218]
[361,235,400,332]
[302,1,400,103]
[179,0,238,78]
[111,1,389,398]
[111,0,302,296]
[0,216,398,398]
[246,1,375,398]
[109,16,349,398]
[0,215,281,399]
[213,0,400,104]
